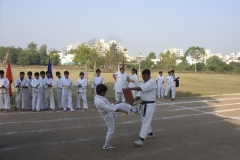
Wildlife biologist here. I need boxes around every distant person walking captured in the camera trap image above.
[156,71,164,98]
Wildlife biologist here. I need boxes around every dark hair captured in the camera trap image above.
[80,72,84,76]
[142,69,151,76]
[168,71,171,73]
[96,84,108,95]
[64,71,69,75]
[46,71,50,74]
[40,71,45,75]
[171,70,175,73]
[27,71,32,75]
[96,69,101,73]
[159,71,162,74]
[34,72,40,76]
[20,72,25,75]
[120,67,124,70]
[0,70,4,75]
[132,68,137,75]
[56,71,61,76]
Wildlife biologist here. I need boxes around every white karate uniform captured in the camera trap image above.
[31,78,43,111]
[137,78,157,139]
[62,78,74,111]
[94,95,132,146]
[156,75,164,98]
[113,71,129,102]
[91,76,104,95]
[0,77,10,110]
[171,74,179,99]
[128,74,139,98]
[40,78,47,110]
[76,78,88,109]
[14,78,28,109]
[56,77,63,109]
[26,78,33,109]
[164,76,173,97]
[44,77,55,110]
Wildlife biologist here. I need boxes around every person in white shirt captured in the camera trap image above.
[62,71,74,112]
[94,84,138,150]
[40,71,47,110]
[91,69,104,95]
[44,71,55,110]
[26,71,33,110]
[14,72,28,111]
[56,71,63,109]
[156,71,164,98]
[164,71,173,98]
[76,72,88,110]
[128,69,157,147]
[127,68,139,99]
[113,67,129,103]
[0,70,10,112]
[170,70,180,101]
[31,72,43,112]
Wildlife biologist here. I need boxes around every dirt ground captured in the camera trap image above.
[1,94,240,160]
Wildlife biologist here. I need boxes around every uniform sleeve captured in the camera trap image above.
[82,79,87,89]
[25,79,29,87]
[31,79,36,87]
[91,78,95,88]
[76,80,79,87]
[113,72,118,76]
[38,80,43,89]
[5,78,10,89]
[71,79,73,88]
[14,79,19,87]
[51,79,54,86]
[97,101,116,113]
[44,79,48,88]
[136,91,142,98]
[56,79,59,88]
[140,80,156,92]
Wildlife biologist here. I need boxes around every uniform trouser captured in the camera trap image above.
[25,88,32,109]
[57,88,62,108]
[62,89,74,111]
[41,89,48,110]
[76,92,88,109]
[115,92,125,102]
[157,85,164,98]
[171,86,176,98]
[32,91,42,111]
[46,90,55,110]
[0,92,10,110]
[164,85,171,97]
[104,103,132,146]
[139,103,156,139]
[15,90,27,109]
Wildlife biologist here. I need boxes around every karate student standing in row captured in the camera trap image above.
[91,69,104,95]
[170,70,180,101]
[164,71,172,98]
[62,71,74,112]
[156,71,164,98]
[76,72,88,110]
[56,71,63,109]
[0,70,10,112]
[128,69,157,147]
[31,72,42,112]
[40,71,47,110]
[26,71,33,110]
[44,71,55,110]
[127,68,139,99]
[14,72,28,111]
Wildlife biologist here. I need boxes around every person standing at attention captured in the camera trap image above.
[76,72,88,110]
[91,69,104,95]
[127,68,139,102]
[170,70,180,101]
[156,71,164,99]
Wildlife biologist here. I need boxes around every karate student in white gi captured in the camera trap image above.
[94,84,138,150]
[113,67,129,103]
[91,69,104,95]
[56,71,63,109]
[62,71,74,112]
[26,71,33,110]
[44,71,55,110]
[14,72,28,111]
[31,72,43,112]
[127,68,139,100]
[0,70,10,112]
[40,71,47,110]
[128,69,157,147]
[156,71,164,98]
[164,71,173,98]
[76,72,88,110]
[170,70,180,101]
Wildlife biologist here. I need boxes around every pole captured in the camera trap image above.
[85,58,88,82]
[93,57,96,78]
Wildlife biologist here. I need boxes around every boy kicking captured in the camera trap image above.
[94,84,138,150]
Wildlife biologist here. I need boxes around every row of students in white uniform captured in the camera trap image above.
[0,69,104,112]
[156,70,180,101]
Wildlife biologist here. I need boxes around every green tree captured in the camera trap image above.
[185,46,205,72]
[146,52,156,60]
[158,51,176,70]
[49,51,60,66]
[140,60,154,69]
[26,42,40,65]
[39,44,48,65]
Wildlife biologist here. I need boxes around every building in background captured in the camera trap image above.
[66,43,81,53]
[164,47,184,57]
[135,53,147,62]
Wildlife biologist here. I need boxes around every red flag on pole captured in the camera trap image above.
[6,59,13,97]
[122,60,124,68]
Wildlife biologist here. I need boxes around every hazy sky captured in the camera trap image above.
[0,0,239,56]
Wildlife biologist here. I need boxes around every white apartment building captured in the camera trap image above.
[56,51,75,65]
[135,53,147,62]
[123,51,135,62]
[164,47,184,57]
[230,52,240,60]
[66,43,82,52]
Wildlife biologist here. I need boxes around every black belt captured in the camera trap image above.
[140,101,155,117]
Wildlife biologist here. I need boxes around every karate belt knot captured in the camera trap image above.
[15,87,23,94]
[140,101,155,117]
[46,87,53,100]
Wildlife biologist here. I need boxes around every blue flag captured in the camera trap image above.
[47,57,53,78]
